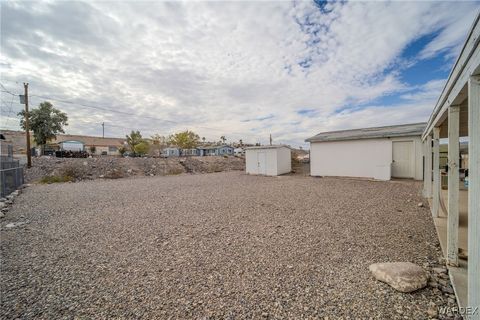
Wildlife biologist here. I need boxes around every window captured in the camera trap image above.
[108,146,117,152]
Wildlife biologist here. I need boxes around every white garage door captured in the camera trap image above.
[392,141,414,178]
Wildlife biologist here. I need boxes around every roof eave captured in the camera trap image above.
[307,132,423,143]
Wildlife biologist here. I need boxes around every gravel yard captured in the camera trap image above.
[1,172,448,319]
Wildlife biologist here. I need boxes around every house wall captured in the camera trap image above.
[216,146,234,155]
[88,145,120,156]
[276,147,292,175]
[181,149,198,156]
[310,139,392,180]
[310,136,423,180]
[163,148,180,157]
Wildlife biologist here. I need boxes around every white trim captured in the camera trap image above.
[424,135,432,198]
[433,127,441,218]
[447,105,460,266]
[423,12,480,140]
[468,76,480,315]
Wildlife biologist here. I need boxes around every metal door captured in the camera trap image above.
[392,141,414,178]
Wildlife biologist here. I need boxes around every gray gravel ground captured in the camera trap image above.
[1,172,452,319]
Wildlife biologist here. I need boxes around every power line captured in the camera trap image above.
[0,95,18,128]
[27,92,260,137]
[0,78,20,84]
[0,82,267,141]
[0,87,19,96]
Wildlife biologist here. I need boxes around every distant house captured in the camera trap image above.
[59,140,84,152]
[161,145,235,157]
[0,130,126,156]
[181,148,199,156]
[196,145,234,156]
[216,145,234,156]
[196,146,216,156]
[161,147,180,157]
[55,135,126,156]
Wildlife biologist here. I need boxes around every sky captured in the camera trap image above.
[1,1,479,148]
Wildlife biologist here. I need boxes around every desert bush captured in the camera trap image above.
[59,163,87,181]
[167,167,184,175]
[104,168,124,179]
[40,175,74,184]
[210,164,223,172]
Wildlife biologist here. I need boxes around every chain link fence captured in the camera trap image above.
[0,145,25,197]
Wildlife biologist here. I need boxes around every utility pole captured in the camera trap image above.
[24,83,32,168]
[102,122,105,138]
[269,134,272,146]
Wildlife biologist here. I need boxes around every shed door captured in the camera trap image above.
[392,141,414,178]
[257,152,267,175]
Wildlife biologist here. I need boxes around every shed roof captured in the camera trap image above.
[305,123,426,143]
[245,145,290,150]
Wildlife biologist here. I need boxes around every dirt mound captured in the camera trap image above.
[25,156,245,183]
[181,156,245,173]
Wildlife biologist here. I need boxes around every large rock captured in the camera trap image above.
[369,262,428,293]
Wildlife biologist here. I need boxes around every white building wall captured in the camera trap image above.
[310,136,424,180]
[265,149,278,175]
[276,147,292,175]
[310,139,392,180]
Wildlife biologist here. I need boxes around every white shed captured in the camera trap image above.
[245,145,291,176]
[305,123,426,181]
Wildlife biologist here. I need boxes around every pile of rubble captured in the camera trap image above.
[424,259,460,319]
[0,186,29,220]
[25,156,245,183]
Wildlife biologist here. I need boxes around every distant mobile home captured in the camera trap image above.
[245,145,291,176]
[162,147,180,157]
[197,145,234,156]
[59,140,84,152]
[305,123,426,180]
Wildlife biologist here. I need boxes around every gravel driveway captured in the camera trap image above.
[1,172,444,319]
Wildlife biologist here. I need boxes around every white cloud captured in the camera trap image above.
[1,1,477,147]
